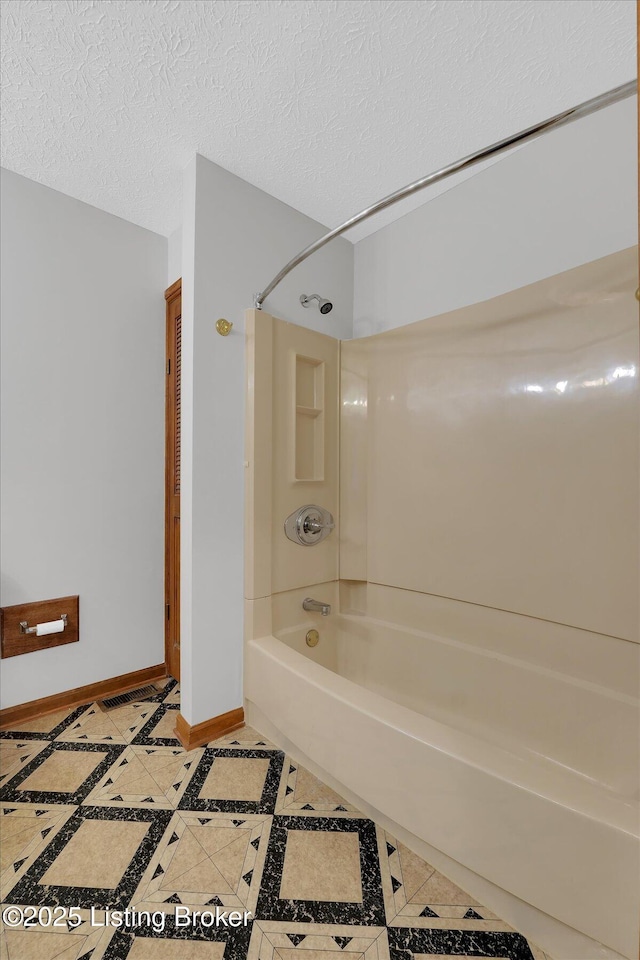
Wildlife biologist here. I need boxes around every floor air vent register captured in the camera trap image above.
[99,684,161,710]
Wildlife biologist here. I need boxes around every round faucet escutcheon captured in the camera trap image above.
[284,505,335,546]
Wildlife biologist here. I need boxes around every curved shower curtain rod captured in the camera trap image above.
[254,79,637,310]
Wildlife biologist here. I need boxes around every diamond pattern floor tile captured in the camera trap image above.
[0,688,547,960]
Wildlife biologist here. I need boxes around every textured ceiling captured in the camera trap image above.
[1,0,635,240]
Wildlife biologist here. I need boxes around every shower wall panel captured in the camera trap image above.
[341,247,639,643]
[245,310,340,600]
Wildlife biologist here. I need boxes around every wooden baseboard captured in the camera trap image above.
[0,663,167,730]
[175,707,244,750]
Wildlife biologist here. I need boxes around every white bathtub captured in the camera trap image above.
[244,608,640,959]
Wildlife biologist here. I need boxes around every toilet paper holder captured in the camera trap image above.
[1,595,79,659]
[20,613,67,636]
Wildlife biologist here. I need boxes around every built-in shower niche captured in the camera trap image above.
[295,354,325,481]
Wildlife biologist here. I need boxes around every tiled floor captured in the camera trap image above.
[0,680,551,960]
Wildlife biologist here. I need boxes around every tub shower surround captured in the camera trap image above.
[0,685,546,960]
[244,246,639,960]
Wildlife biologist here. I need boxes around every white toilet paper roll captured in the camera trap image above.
[35,619,65,637]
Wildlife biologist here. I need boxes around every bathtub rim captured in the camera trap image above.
[250,633,638,836]
[274,609,639,799]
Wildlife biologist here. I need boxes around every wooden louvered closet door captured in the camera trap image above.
[164,279,181,680]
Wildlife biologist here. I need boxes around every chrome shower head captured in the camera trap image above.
[300,293,333,314]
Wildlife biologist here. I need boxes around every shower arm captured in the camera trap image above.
[254,79,637,310]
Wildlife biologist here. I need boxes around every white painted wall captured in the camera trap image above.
[353,97,638,335]
[0,168,167,709]
[180,154,353,726]
[168,226,182,285]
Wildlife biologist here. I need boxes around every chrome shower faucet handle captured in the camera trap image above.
[284,505,335,546]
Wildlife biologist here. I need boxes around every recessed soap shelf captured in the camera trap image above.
[295,356,325,481]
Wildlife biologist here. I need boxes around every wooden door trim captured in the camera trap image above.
[165,278,181,679]
[165,278,181,302]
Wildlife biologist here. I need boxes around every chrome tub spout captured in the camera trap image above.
[303,598,331,616]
